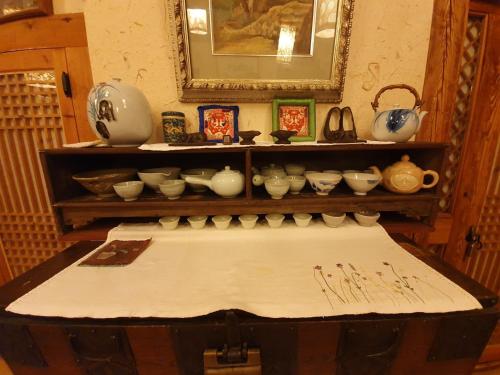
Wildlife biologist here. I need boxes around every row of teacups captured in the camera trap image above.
[158,211,380,230]
[112,180,187,201]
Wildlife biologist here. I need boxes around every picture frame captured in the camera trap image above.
[167,0,355,103]
[0,0,53,24]
[272,99,316,142]
[198,105,239,143]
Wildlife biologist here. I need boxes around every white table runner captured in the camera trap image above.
[7,219,481,318]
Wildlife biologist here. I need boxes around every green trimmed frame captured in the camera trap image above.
[272,98,316,142]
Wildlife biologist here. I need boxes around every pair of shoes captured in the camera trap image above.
[321,106,361,143]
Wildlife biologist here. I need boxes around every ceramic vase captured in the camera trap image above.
[87,79,153,146]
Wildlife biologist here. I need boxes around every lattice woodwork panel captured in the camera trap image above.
[439,15,485,212]
[465,139,500,294]
[0,71,71,277]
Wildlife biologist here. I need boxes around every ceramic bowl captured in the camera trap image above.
[287,175,306,195]
[264,176,290,200]
[159,216,180,230]
[321,212,346,227]
[343,172,382,195]
[354,211,380,226]
[138,167,181,192]
[212,215,232,230]
[239,214,258,229]
[293,213,312,227]
[306,172,342,196]
[266,213,285,228]
[261,164,285,177]
[73,168,138,197]
[285,163,305,176]
[159,180,186,200]
[113,181,144,201]
[188,215,208,229]
[181,168,217,192]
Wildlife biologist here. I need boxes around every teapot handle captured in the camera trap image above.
[422,170,439,189]
[371,84,423,112]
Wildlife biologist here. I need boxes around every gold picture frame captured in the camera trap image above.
[167,0,355,103]
[0,0,53,24]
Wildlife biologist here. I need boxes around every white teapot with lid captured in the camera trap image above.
[184,166,244,198]
[370,84,428,142]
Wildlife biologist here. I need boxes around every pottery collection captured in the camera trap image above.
[87,79,153,146]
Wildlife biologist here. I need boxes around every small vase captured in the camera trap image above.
[162,111,186,144]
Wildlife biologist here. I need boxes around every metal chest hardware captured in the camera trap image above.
[464,226,483,259]
[203,311,262,375]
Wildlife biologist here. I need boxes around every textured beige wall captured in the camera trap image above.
[55,0,433,142]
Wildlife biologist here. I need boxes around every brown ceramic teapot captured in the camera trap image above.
[370,155,439,194]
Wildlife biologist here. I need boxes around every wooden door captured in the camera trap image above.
[444,1,500,285]
[0,49,77,277]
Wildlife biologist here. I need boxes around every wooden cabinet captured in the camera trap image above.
[40,142,447,240]
[0,142,497,375]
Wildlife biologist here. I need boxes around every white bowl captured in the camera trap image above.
[212,215,232,230]
[287,175,306,195]
[239,214,258,229]
[261,164,285,177]
[188,215,208,229]
[181,168,217,192]
[265,213,285,228]
[293,213,312,227]
[159,216,180,230]
[159,180,186,200]
[322,212,346,227]
[113,181,144,201]
[264,176,290,200]
[343,172,382,195]
[285,163,305,176]
[354,211,380,226]
[138,167,181,192]
[306,172,342,196]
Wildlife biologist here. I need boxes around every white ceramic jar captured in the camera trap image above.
[87,79,153,146]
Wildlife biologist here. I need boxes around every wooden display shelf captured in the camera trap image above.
[40,142,447,235]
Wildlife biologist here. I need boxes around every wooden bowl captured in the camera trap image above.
[73,168,138,197]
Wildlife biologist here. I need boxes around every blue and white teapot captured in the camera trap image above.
[370,84,427,142]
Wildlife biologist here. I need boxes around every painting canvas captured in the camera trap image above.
[198,105,239,142]
[211,0,315,56]
[279,105,309,136]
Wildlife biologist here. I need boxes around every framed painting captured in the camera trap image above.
[167,0,354,102]
[198,105,239,142]
[0,0,52,24]
[272,98,316,142]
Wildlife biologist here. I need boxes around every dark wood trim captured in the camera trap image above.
[0,13,87,53]
[417,0,469,143]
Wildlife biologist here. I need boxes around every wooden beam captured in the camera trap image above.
[417,0,469,142]
[0,13,87,53]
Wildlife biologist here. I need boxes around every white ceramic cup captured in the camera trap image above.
[321,212,346,227]
[265,213,285,228]
[239,214,258,229]
[287,175,306,195]
[188,215,208,229]
[113,181,144,201]
[264,176,290,199]
[293,213,312,227]
[159,216,180,230]
[159,180,186,200]
[354,211,380,226]
[212,215,232,230]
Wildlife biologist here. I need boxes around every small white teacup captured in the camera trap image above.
[266,213,285,228]
[322,212,346,228]
[159,180,186,200]
[113,181,144,201]
[293,213,312,227]
[287,175,306,195]
[188,215,207,229]
[239,214,258,229]
[212,215,232,230]
[159,216,180,230]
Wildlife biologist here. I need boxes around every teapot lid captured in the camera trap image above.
[394,154,417,168]
[218,166,239,174]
